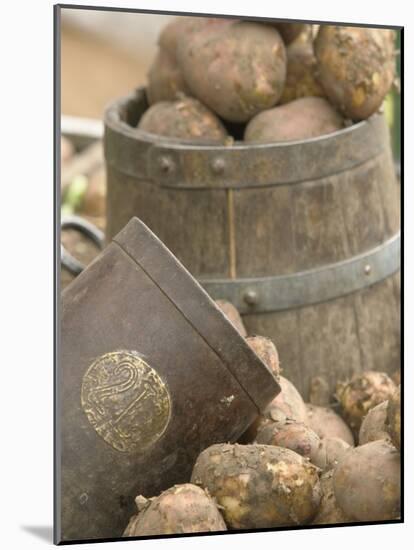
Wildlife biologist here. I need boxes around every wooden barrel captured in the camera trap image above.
[104,88,401,399]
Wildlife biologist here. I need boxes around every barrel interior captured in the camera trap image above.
[120,90,149,127]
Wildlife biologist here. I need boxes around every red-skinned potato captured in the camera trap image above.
[256,419,326,469]
[306,404,354,446]
[333,440,400,521]
[215,300,247,337]
[147,16,214,104]
[359,400,390,445]
[246,335,280,377]
[312,470,352,525]
[147,49,190,104]
[280,41,325,104]
[137,96,228,142]
[177,21,286,122]
[244,97,343,143]
[240,375,308,443]
[323,437,351,471]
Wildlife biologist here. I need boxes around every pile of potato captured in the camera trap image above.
[123,300,401,537]
[136,17,397,143]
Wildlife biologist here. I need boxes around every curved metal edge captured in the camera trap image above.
[198,233,401,314]
[61,216,105,275]
[104,88,389,190]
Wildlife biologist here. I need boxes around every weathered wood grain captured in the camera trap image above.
[106,167,229,277]
[339,156,387,255]
[353,277,400,375]
[233,185,296,277]
[291,174,350,270]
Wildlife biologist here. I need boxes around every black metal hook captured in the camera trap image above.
[61,215,105,276]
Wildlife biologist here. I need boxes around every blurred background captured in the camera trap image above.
[61,9,173,118]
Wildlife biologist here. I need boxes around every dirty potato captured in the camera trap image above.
[323,437,351,471]
[312,470,352,525]
[244,97,343,142]
[146,16,205,104]
[387,386,401,451]
[270,375,309,423]
[158,16,208,53]
[307,404,354,446]
[191,443,321,528]
[246,335,280,377]
[314,25,396,120]
[137,97,228,141]
[241,375,308,443]
[177,21,286,122]
[333,440,401,521]
[123,484,227,536]
[336,371,396,433]
[280,41,325,104]
[359,400,390,445]
[215,299,247,337]
[147,49,190,104]
[256,419,326,469]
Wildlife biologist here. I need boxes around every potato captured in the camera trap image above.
[241,375,308,443]
[307,404,354,446]
[123,484,226,536]
[387,386,401,451]
[177,21,286,122]
[312,470,352,525]
[280,41,325,104]
[215,299,247,337]
[147,49,190,104]
[273,22,308,45]
[158,16,207,53]
[333,440,400,521]
[191,443,321,528]
[244,97,343,143]
[137,97,228,141]
[256,419,326,469]
[323,437,351,471]
[314,25,396,120]
[336,371,396,433]
[359,400,390,445]
[246,335,280,377]
[146,17,205,104]
[268,376,309,423]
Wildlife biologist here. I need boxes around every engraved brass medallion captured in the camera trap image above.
[81,351,171,452]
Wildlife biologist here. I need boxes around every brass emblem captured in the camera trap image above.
[81,351,171,453]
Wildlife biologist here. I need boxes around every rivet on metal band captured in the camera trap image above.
[199,232,401,314]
